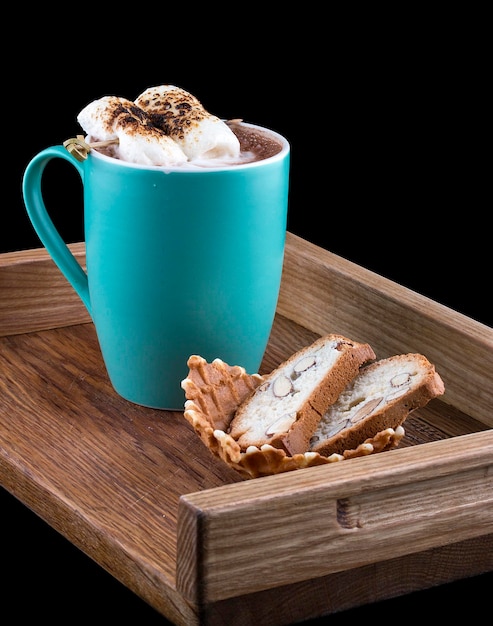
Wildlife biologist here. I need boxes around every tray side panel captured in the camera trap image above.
[176,431,493,603]
[0,243,90,336]
[278,233,493,426]
[200,536,493,626]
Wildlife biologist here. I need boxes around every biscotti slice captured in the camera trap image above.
[227,334,376,455]
[309,353,445,457]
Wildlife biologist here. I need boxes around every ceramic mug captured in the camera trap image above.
[22,123,290,410]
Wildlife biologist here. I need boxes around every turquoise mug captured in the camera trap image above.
[22,123,290,410]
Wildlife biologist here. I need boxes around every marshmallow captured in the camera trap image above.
[77,95,122,141]
[77,95,187,166]
[117,131,187,166]
[135,85,241,161]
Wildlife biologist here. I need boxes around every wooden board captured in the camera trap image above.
[1,233,492,625]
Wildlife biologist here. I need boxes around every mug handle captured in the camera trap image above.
[22,146,91,315]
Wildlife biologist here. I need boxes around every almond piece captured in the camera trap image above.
[390,372,412,387]
[265,413,297,436]
[271,375,293,398]
[293,355,316,373]
[350,397,383,423]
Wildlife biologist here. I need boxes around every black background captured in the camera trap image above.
[3,13,491,624]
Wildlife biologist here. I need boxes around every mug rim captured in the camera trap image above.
[87,121,290,172]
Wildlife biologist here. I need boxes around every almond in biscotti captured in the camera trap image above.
[227,334,376,455]
[309,353,445,457]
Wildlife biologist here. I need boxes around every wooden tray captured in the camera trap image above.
[1,232,492,626]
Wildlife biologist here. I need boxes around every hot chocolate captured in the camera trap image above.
[226,122,284,165]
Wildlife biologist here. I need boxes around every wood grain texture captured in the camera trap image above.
[1,235,491,625]
[191,535,493,626]
[0,242,90,336]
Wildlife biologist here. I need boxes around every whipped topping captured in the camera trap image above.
[77,86,241,167]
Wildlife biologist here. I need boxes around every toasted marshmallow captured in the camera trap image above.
[77,95,187,166]
[135,85,241,161]
[117,131,187,166]
[77,95,122,141]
